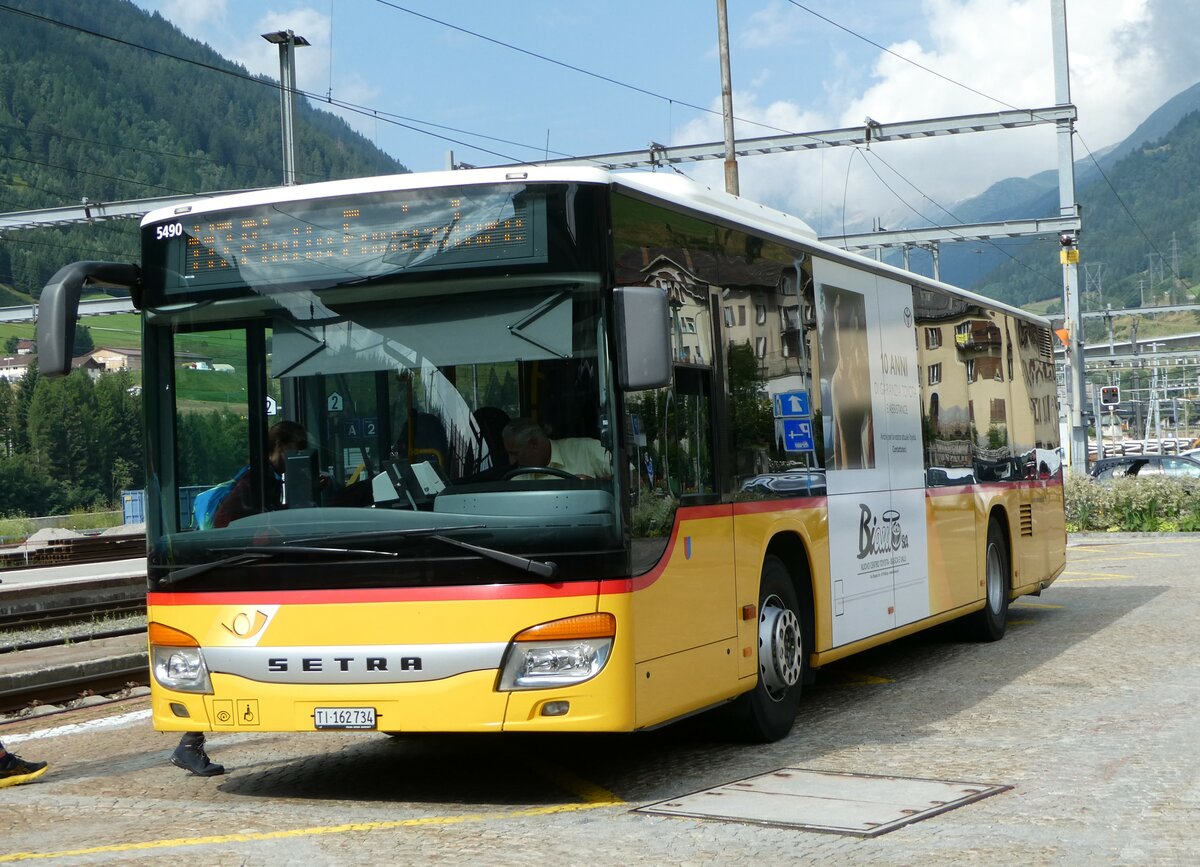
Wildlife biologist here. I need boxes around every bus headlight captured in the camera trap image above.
[497,613,615,691]
[149,622,213,694]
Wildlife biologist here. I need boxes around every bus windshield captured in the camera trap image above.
[144,187,619,588]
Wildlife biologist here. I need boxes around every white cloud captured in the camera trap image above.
[741,0,806,50]
[183,5,384,143]
[683,0,1200,232]
[155,0,229,33]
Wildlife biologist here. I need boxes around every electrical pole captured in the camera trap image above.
[262,30,310,186]
[1050,0,1086,474]
[716,0,739,196]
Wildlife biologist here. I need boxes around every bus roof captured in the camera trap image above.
[142,166,1051,328]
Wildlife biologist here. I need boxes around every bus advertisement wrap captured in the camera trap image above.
[815,259,929,647]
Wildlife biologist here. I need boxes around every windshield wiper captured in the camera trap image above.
[286,525,485,546]
[286,526,558,580]
[160,526,557,588]
[428,535,558,581]
[159,552,273,587]
[158,545,400,588]
[230,545,399,558]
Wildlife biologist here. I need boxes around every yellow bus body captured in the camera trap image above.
[149,478,1063,735]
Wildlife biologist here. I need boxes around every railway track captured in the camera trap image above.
[1,550,150,716]
[0,597,145,629]
[0,531,146,571]
[0,667,150,716]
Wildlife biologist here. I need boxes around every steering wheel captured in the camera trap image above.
[502,466,580,481]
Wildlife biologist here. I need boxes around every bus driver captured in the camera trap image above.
[501,418,612,480]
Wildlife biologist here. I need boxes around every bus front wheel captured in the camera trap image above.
[729,555,806,742]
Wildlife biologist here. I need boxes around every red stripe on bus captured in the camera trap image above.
[149,581,602,606]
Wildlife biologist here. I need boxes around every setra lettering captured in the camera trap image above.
[262,655,420,673]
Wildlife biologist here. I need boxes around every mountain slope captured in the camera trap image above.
[973,107,1200,311]
[931,80,1200,295]
[0,0,407,298]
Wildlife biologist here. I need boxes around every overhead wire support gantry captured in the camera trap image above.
[470,105,1078,172]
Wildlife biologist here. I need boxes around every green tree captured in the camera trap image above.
[177,410,248,486]
[94,370,144,500]
[0,455,63,516]
[0,379,13,457]
[9,362,38,454]
[28,370,103,508]
[4,336,19,354]
[72,323,95,356]
[727,341,774,473]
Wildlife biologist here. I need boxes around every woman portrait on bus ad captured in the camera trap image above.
[820,283,876,470]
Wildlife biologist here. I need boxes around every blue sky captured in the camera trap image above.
[131,0,1200,233]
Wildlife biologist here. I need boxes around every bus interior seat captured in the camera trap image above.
[396,412,449,473]
[472,406,511,470]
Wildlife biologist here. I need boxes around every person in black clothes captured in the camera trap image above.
[213,420,309,528]
[0,741,46,788]
[173,420,309,776]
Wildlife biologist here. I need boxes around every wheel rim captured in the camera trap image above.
[759,593,803,700]
[985,542,1004,613]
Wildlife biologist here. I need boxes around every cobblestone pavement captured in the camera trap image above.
[1,534,1197,865]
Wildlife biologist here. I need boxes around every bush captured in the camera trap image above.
[1065,474,1200,531]
[631,493,678,537]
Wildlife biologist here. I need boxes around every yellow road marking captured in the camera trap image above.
[1011,602,1064,609]
[832,673,894,685]
[533,762,624,805]
[1071,552,1180,562]
[1061,570,1131,579]
[1006,619,1033,626]
[1057,574,1131,583]
[0,800,625,862]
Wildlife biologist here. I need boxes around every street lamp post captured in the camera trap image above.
[262,30,310,186]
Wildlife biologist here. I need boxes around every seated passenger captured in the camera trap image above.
[501,417,612,480]
[213,420,309,528]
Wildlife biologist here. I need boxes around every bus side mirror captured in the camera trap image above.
[614,285,671,391]
[36,261,141,377]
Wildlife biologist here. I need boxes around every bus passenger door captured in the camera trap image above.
[629,362,737,724]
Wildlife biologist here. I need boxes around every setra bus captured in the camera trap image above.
[37,167,1065,742]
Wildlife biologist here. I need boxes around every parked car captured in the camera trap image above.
[740,469,826,496]
[1089,454,1200,481]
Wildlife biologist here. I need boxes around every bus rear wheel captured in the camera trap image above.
[965,518,1009,642]
[729,555,806,742]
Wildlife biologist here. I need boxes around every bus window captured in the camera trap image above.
[171,327,250,531]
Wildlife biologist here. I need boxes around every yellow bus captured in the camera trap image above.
[38,167,1065,742]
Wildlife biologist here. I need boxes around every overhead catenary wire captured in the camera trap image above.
[0,0,1172,290]
[855,149,1062,291]
[784,0,1173,283]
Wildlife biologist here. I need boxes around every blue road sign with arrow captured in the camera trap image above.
[773,390,810,418]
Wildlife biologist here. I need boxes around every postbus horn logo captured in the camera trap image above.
[223,610,270,639]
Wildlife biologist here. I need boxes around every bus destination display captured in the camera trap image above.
[149,185,546,293]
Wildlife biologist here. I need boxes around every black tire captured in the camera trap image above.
[729,555,807,742]
[966,518,1010,642]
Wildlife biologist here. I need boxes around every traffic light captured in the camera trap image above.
[1100,385,1120,407]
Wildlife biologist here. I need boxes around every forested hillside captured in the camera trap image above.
[0,0,410,518]
[0,0,407,298]
[973,109,1200,312]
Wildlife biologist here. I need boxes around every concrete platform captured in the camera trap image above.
[0,562,149,709]
[0,634,147,699]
